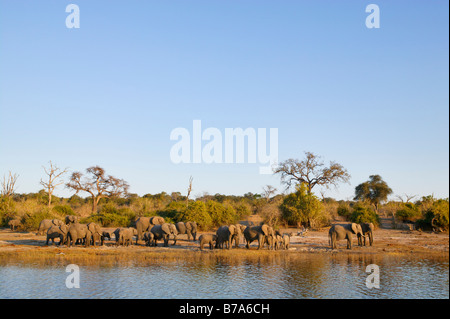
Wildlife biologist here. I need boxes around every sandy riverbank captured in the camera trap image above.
[0,227,448,265]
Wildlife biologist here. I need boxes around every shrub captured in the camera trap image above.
[337,202,352,220]
[279,183,326,229]
[395,203,421,222]
[52,205,75,217]
[22,208,54,230]
[206,200,237,226]
[177,201,212,230]
[349,203,379,226]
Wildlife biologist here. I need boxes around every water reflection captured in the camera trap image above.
[0,254,448,299]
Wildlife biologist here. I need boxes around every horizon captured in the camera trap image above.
[1,1,448,201]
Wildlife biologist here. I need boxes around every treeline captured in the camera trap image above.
[0,187,448,232]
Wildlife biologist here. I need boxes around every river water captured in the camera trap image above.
[0,254,448,299]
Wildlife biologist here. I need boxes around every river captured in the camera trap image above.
[0,254,448,299]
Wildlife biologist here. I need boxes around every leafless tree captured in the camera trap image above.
[262,185,277,202]
[395,194,417,203]
[274,151,350,194]
[1,171,19,197]
[66,166,129,213]
[186,176,193,206]
[40,161,68,206]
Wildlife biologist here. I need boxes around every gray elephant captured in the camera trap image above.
[8,219,21,231]
[150,223,178,247]
[199,234,217,250]
[150,216,165,225]
[232,224,246,248]
[329,223,364,249]
[37,219,64,235]
[216,225,240,249]
[86,222,104,246]
[46,224,69,246]
[101,231,111,245]
[359,222,374,246]
[143,231,154,246]
[282,233,292,250]
[243,224,273,250]
[116,227,137,246]
[135,217,152,244]
[175,221,198,241]
[273,231,283,250]
[65,215,78,225]
[67,223,92,247]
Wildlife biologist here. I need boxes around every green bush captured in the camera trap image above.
[206,200,237,226]
[22,208,54,230]
[0,196,17,227]
[337,202,352,219]
[177,201,212,230]
[159,201,187,222]
[52,205,75,217]
[396,203,421,222]
[349,203,379,226]
[279,183,326,228]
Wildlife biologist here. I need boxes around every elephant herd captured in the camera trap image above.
[9,215,375,251]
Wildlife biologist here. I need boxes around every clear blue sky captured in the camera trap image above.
[0,1,448,200]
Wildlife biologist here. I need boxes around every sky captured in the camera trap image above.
[0,1,448,200]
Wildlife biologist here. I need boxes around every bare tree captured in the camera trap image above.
[1,171,19,197]
[274,152,350,194]
[262,185,277,202]
[66,166,129,213]
[395,194,417,203]
[40,161,68,206]
[186,176,193,206]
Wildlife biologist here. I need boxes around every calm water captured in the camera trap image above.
[0,254,448,299]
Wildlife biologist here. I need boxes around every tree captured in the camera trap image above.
[274,151,350,193]
[279,183,325,228]
[354,175,393,212]
[262,185,277,202]
[40,161,68,207]
[1,171,19,197]
[186,176,193,206]
[66,166,129,214]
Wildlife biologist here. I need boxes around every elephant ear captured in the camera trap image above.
[229,225,236,235]
[171,224,178,235]
[351,223,358,234]
[162,223,170,234]
[261,225,269,236]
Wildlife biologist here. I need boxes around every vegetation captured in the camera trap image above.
[0,159,448,233]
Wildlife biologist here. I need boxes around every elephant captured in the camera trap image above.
[86,222,104,246]
[101,231,111,245]
[329,223,364,249]
[67,223,92,247]
[150,216,165,225]
[143,231,154,246]
[116,227,138,246]
[150,223,178,247]
[273,231,283,250]
[135,217,152,244]
[243,224,273,250]
[8,219,21,231]
[359,222,374,246]
[231,224,247,248]
[282,233,292,250]
[65,215,78,225]
[175,221,198,241]
[215,225,240,249]
[198,234,217,250]
[46,224,69,246]
[37,219,64,235]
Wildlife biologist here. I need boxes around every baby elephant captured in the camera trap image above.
[199,234,217,251]
[8,219,21,231]
[143,231,155,246]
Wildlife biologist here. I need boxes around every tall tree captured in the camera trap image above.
[274,151,350,193]
[40,161,68,206]
[354,175,393,212]
[66,166,129,213]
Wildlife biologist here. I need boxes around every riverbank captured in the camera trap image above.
[0,227,448,265]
